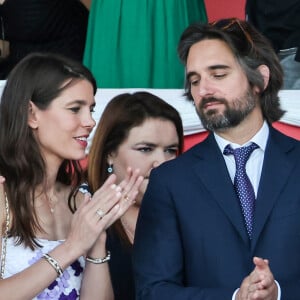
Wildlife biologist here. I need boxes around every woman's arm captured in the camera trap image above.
[0,170,142,299]
[80,168,143,299]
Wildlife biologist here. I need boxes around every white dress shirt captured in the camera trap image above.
[214,121,269,197]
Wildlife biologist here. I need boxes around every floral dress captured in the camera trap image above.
[1,237,85,300]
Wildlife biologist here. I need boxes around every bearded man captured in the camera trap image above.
[133,18,300,300]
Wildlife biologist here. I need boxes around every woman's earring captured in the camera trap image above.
[107,164,113,174]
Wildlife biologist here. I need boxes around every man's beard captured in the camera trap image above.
[195,88,257,132]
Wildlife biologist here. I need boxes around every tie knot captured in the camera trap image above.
[224,143,259,168]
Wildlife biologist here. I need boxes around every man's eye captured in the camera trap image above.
[190,79,199,86]
[90,106,96,113]
[214,74,226,79]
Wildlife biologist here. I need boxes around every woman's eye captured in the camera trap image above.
[137,147,152,153]
[69,107,80,113]
[90,106,96,113]
[165,148,178,155]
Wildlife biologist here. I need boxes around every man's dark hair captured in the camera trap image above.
[178,18,285,123]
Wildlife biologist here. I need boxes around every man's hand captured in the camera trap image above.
[236,257,278,300]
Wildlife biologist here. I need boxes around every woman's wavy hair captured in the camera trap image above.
[177,18,285,123]
[0,52,97,249]
[87,91,184,245]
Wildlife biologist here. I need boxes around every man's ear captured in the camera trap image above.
[257,64,270,91]
[28,101,39,129]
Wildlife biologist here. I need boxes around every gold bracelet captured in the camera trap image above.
[86,251,111,264]
[43,253,63,277]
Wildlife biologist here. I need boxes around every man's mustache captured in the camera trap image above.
[200,97,227,109]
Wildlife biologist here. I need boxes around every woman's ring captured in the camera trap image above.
[96,208,105,219]
[123,194,129,202]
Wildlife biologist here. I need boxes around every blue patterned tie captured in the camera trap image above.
[223,143,259,238]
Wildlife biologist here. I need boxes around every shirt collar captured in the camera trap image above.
[214,121,269,153]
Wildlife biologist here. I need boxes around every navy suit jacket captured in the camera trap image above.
[133,127,300,300]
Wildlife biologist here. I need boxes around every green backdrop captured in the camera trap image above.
[84,0,207,88]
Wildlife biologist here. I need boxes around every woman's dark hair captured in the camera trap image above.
[87,91,184,245]
[0,52,97,249]
[177,18,285,123]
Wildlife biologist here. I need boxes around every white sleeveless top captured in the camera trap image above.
[1,237,85,299]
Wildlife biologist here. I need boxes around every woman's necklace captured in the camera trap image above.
[47,193,58,214]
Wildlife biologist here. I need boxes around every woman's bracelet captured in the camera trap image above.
[43,253,64,277]
[86,251,111,264]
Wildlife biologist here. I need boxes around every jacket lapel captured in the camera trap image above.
[192,134,250,245]
[251,128,295,249]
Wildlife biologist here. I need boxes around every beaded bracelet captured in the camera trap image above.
[43,253,64,277]
[86,251,111,264]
